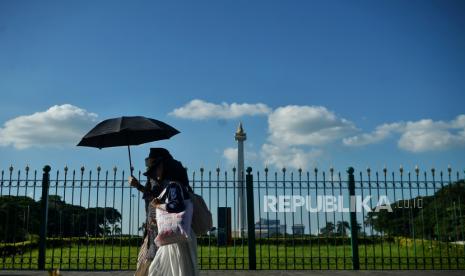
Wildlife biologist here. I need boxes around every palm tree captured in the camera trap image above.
[112,224,121,236]
[336,221,350,236]
[320,222,335,236]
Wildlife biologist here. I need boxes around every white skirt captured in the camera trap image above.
[148,228,199,276]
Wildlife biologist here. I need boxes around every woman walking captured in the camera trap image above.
[129,148,173,276]
[146,156,199,276]
[130,148,197,276]
[130,148,198,276]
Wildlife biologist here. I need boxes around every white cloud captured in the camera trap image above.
[261,143,322,170]
[343,123,402,146]
[169,99,271,120]
[259,105,355,170]
[398,119,465,152]
[344,115,465,152]
[452,115,465,126]
[223,146,259,166]
[175,99,465,169]
[0,104,98,149]
[223,147,237,165]
[268,105,357,146]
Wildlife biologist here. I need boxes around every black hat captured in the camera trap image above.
[148,148,172,160]
[143,148,173,176]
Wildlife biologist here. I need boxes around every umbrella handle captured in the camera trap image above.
[127,145,134,176]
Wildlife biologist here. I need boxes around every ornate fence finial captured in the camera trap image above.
[347,167,354,175]
[43,165,51,173]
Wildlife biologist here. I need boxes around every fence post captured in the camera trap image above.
[246,167,256,270]
[38,165,51,270]
[348,167,360,270]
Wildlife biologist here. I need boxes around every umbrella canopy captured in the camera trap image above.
[77,116,180,174]
[77,116,179,148]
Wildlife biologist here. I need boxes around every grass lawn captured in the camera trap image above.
[1,238,464,270]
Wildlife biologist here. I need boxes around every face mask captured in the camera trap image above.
[149,177,158,190]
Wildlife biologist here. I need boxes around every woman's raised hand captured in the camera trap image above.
[128,176,140,188]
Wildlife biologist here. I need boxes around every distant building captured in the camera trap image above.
[255,218,286,238]
[292,224,305,235]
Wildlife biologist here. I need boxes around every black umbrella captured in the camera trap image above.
[77,116,180,174]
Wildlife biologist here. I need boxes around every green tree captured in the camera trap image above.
[365,180,465,241]
[0,195,122,242]
[336,221,350,236]
[0,196,40,242]
[320,222,335,236]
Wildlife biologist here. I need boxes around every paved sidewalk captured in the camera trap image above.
[1,271,465,276]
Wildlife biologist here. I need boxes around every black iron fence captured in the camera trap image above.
[1,165,464,270]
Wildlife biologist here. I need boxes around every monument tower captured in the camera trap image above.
[235,122,247,237]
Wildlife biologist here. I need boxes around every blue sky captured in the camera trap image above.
[1,0,465,177]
